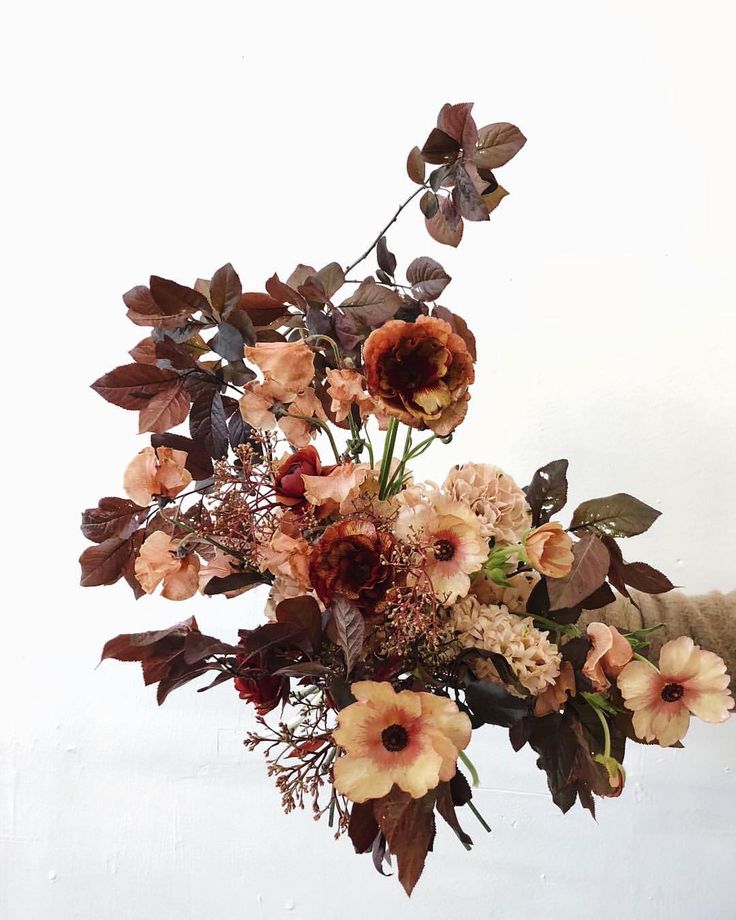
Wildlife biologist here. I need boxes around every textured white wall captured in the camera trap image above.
[3,1,735,918]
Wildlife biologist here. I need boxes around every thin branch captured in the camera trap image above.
[344,184,427,275]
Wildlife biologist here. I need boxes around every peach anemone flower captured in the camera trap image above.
[123,446,192,507]
[397,493,488,604]
[617,636,734,747]
[332,681,472,803]
[134,531,200,600]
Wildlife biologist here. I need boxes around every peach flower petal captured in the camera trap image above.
[244,340,315,402]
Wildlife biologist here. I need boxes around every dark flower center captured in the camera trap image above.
[381,723,409,752]
[434,538,455,562]
[661,682,684,703]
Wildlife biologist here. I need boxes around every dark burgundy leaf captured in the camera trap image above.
[373,787,437,895]
[349,802,380,854]
[203,570,265,595]
[452,163,490,221]
[124,285,191,329]
[330,596,365,676]
[187,377,228,459]
[425,196,463,247]
[227,411,255,451]
[406,146,425,184]
[570,493,661,538]
[79,536,135,587]
[239,292,290,326]
[464,679,532,729]
[435,782,473,847]
[137,379,190,434]
[376,236,397,277]
[420,127,461,165]
[406,257,451,301]
[580,581,616,610]
[149,275,211,317]
[209,263,242,318]
[419,190,439,219]
[547,534,610,611]
[449,769,472,807]
[475,123,527,169]
[91,364,179,410]
[81,497,145,543]
[276,595,322,654]
[524,459,569,527]
[209,322,245,362]
[619,562,674,594]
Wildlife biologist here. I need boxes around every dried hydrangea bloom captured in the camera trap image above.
[396,492,488,605]
[134,531,200,600]
[332,681,472,802]
[123,446,192,507]
[470,570,539,614]
[582,622,634,691]
[524,521,574,578]
[447,594,561,695]
[617,636,734,747]
[442,462,531,544]
[363,316,474,435]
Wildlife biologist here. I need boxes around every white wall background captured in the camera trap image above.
[2,2,735,918]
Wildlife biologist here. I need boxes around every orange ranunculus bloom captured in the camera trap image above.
[582,622,634,691]
[308,519,393,613]
[524,522,574,578]
[123,446,192,507]
[362,315,475,436]
[134,531,200,600]
[617,636,733,747]
[332,681,472,802]
[244,340,315,402]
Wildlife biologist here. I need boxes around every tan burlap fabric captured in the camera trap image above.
[580,591,736,678]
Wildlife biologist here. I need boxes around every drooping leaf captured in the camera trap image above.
[276,595,322,654]
[91,364,179,410]
[406,146,425,185]
[435,781,473,848]
[187,376,228,459]
[406,257,451,302]
[452,164,490,221]
[124,285,192,329]
[330,596,365,676]
[524,459,569,527]
[202,570,265,596]
[436,102,477,151]
[239,621,313,660]
[373,787,437,896]
[464,678,532,729]
[349,801,380,854]
[425,197,463,247]
[81,497,145,544]
[475,122,527,169]
[547,534,610,611]
[79,536,136,587]
[137,379,190,433]
[376,236,397,277]
[619,561,674,594]
[419,190,439,219]
[570,493,661,538]
[209,263,242,318]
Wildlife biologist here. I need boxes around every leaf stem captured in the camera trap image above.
[459,749,480,788]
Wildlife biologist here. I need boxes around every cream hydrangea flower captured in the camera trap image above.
[447,594,561,695]
[396,492,488,604]
[442,462,531,544]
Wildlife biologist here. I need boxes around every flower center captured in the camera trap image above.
[661,682,684,703]
[434,538,455,562]
[381,723,409,752]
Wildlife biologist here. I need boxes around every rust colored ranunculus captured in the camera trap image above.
[273,446,325,506]
[234,650,288,716]
[308,519,393,613]
[362,315,475,435]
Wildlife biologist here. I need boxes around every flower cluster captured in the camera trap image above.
[80,101,732,896]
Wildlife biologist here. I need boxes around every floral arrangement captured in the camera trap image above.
[80,102,733,895]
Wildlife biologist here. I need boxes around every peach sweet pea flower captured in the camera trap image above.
[198,550,237,594]
[302,462,369,510]
[134,531,200,600]
[582,623,634,691]
[238,381,279,430]
[332,681,472,803]
[123,446,192,507]
[397,493,488,604]
[278,388,328,448]
[257,528,312,589]
[617,637,734,747]
[244,340,315,402]
[325,368,376,423]
[524,522,574,578]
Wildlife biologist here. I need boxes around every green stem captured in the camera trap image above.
[377,417,399,500]
[467,800,492,834]
[459,750,480,788]
[589,701,612,759]
[286,414,341,463]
